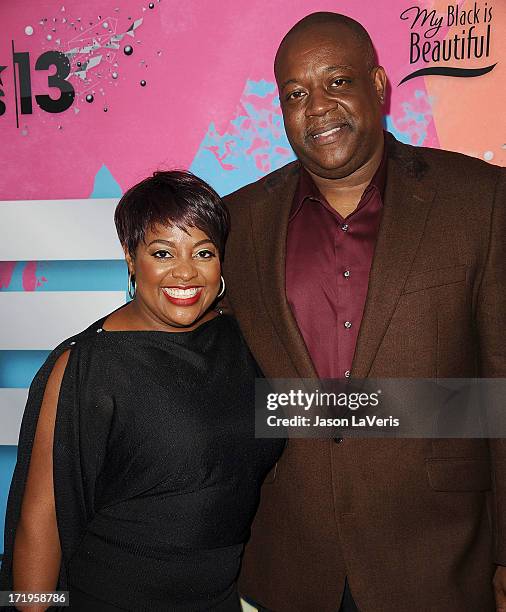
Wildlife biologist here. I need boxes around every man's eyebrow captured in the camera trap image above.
[280,78,298,90]
[280,65,353,89]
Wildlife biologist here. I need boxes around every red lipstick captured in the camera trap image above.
[162,286,203,306]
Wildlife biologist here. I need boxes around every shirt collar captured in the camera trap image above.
[290,133,388,221]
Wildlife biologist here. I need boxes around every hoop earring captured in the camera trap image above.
[128,272,136,299]
[216,275,226,299]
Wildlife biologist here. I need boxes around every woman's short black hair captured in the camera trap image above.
[114,170,230,260]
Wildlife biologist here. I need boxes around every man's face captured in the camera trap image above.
[275,24,386,180]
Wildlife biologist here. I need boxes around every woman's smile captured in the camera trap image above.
[161,286,203,305]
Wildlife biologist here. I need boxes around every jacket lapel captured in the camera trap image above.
[351,141,436,378]
[250,162,318,379]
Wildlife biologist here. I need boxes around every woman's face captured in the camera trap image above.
[126,223,221,331]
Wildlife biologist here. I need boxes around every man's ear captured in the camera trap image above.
[372,66,387,103]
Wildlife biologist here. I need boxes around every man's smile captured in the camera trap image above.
[308,122,350,145]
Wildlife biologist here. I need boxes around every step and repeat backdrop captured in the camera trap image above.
[0,0,504,551]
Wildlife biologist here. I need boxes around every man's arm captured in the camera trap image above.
[475,168,506,610]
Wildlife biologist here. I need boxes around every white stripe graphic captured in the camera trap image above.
[0,292,126,350]
[0,389,28,445]
[0,199,124,261]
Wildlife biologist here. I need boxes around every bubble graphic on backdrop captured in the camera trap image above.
[12,9,155,124]
[54,13,146,106]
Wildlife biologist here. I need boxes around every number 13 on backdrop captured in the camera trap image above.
[0,45,75,126]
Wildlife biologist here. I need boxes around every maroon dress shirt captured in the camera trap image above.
[286,150,386,379]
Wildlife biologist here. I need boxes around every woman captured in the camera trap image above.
[0,171,284,611]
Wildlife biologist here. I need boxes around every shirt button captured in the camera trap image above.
[344,370,351,378]
[341,224,349,232]
[334,437,344,444]
[343,270,350,278]
[344,321,352,329]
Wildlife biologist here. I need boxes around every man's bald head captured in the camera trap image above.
[273,11,387,181]
[275,12,377,75]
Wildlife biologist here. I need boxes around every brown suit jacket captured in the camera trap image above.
[223,134,506,612]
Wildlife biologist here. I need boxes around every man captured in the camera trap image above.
[223,11,506,612]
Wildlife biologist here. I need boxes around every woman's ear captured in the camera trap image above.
[124,249,135,276]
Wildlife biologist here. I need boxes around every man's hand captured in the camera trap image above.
[493,566,506,611]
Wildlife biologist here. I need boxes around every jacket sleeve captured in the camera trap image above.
[475,167,506,565]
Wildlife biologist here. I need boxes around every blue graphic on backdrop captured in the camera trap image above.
[191,80,296,196]
[90,164,123,198]
[383,90,433,146]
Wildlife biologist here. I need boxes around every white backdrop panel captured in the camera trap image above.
[0,292,126,349]
[0,199,123,261]
[0,389,28,445]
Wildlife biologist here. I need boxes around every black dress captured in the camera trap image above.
[0,313,284,611]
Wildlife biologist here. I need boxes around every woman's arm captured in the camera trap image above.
[12,351,70,612]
